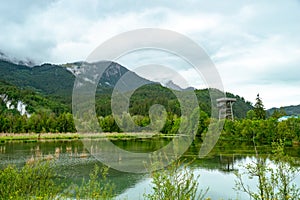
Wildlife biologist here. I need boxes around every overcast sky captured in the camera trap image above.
[1,0,300,109]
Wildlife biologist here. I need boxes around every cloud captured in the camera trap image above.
[0,0,300,108]
[0,0,52,24]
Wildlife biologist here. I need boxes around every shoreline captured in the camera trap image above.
[0,132,159,142]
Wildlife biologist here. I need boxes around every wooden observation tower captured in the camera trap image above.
[217,98,236,120]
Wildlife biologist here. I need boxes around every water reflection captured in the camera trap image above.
[0,137,299,199]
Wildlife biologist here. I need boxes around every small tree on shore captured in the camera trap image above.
[235,140,300,200]
[254,94,266,120]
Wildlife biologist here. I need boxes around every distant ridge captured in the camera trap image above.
[163,80,195,91]
[0,51,35,67]
[267,105,300,116]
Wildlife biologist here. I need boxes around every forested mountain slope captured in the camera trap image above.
[0,59,252,118]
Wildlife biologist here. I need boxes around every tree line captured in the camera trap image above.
[2,109,300,145]
[222,117,300,144]
[1,88,299,145]
[0,112,76,133]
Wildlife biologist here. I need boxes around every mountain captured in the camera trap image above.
[267,105,300,116]
[63,61,152,89]
[0,51,35,67]
[163,80,195,91]
[0,80,69,115]
[0,60,152,104]
[0,60,75,104]
[0,59,253,118]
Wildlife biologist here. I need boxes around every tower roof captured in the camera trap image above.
[216,97,237,103]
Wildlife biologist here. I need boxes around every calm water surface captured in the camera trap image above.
[0,137,300,199]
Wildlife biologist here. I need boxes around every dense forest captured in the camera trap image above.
[0,78,251,135]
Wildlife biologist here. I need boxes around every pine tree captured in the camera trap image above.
[254,94,266,119]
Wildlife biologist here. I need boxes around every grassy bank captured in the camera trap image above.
[0,132,157,143]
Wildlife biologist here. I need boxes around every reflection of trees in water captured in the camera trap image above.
[0,145,6,154]
[110,137,172,153]
[19,142,146,196]
[186,154,245,173]
[184,138,253,173]
[25,144,91,164]
[219,154,236,172]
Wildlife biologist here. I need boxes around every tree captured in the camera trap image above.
[246,110,256,120]
[57,112,76,133]
[197,111,210,136]
[145,159,208,200]
[235,140,300,200]
[271,108,286,119]
[254,94,266,120]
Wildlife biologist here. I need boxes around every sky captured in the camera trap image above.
[0,0,300,109]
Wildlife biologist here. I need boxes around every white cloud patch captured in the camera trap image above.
[0,0,300,108]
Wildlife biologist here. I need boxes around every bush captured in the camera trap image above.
[234,140,300,200]
[70,165,115,200]
[0,161,61,199]
[0,162,115,200]
[145,158,208,200]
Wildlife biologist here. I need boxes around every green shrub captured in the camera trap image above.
[0,161,61,199]
[145,159,208,200]
[70,165,115,200]
[234,140,300,200]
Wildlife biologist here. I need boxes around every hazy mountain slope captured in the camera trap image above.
[268,105,300,116]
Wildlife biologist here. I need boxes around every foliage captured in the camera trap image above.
[0,112,76,133]
[254,94,266,120]
[270,141,300,199]
[197,111,210,136]
[0,161,61,200]
[98,115,121,132]
[145,159,208,200]
[246,110,256,120]
[0,80,69,114]
[2,106,300,146]
[268,105,300,116]
[0,162,116,200]
[70,165,115,200]
[270,108,287,119]
[221,117,300,144]
[234,140,300,200]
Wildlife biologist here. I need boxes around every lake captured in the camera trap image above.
[1,137,300,199]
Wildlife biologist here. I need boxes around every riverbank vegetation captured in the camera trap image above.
[0,132,156,143]
[0,159,206,200]
[145,158,208,200]
[235,140,300,200]
[1,61,299,144]
[4,78,299,145]
[0,162,115,200]
[1,110,300,146]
